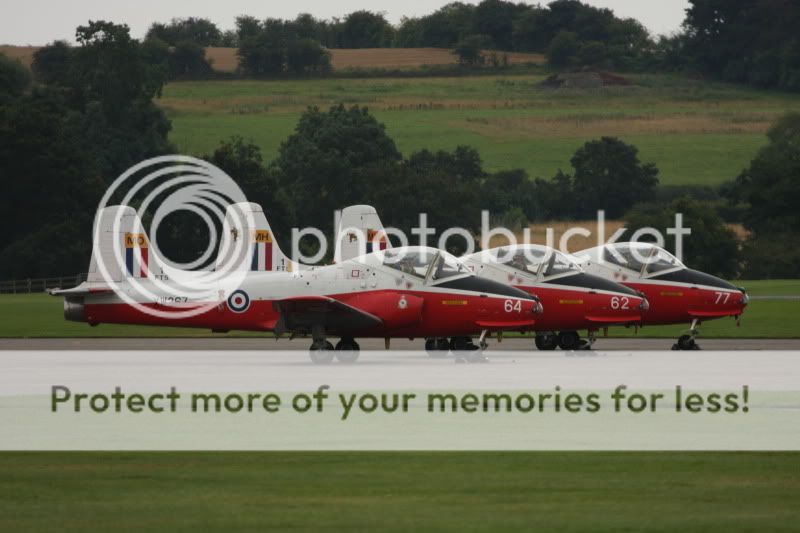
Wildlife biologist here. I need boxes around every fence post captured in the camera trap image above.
[27,279,31,294]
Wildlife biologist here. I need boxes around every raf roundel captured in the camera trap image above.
[227,289,251,313]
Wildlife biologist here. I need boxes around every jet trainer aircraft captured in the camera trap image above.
[574,242,748,350]
[335,205,647,350]
[52,203,541,363]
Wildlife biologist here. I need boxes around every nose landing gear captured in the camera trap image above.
[672,320,701,350]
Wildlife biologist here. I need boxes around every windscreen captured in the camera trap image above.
[494,247,547,276]
[542,251,580,278]
[382,249,437,278]
[644,247,683,275]
[431,252,470,281]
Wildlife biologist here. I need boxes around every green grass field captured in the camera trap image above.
[0,452,798,532]
[1,279,797,338]
[161,74,800,186]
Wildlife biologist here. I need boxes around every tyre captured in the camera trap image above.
[557,331,581,350]
[677,334,696,350]
[535,333,558,351]
[334,338,360,363]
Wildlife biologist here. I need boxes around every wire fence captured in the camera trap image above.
[0,274,87,294]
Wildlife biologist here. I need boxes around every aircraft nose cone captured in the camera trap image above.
[738,287,750,306]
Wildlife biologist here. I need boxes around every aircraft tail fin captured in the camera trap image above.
[216,202,293,273]
[334,205,389,262]
[87,206,151,283]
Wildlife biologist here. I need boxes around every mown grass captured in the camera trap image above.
[161,75,800,186]
[1,281,797,338]
[0,452,798,532]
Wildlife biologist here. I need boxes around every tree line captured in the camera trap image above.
[133,1,800,90]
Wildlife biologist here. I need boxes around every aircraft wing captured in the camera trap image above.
[273,296,383,334]
[585,313,642,324]
[476,318,537,329]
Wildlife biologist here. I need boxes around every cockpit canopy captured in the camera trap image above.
[370,246,471,282]
[584,242,685,276]
[482,245,582,280]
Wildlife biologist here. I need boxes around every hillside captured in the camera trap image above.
[160,75,800,187]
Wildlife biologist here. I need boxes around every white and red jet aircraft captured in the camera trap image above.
[574,242,748,349]
[335,205,648,350]
[52,203,541,363]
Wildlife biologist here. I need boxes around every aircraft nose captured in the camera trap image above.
[738,287,750,306]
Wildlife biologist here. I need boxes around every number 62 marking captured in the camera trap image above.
[611,296,630,310]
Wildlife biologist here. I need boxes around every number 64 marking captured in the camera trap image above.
[504,299,522,312]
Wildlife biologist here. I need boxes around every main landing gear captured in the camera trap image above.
[535,331,594,351]
[424,333,489,363]
[672,320,701,351]
[308,326,361,364]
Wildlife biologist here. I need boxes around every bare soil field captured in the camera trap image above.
[0,45,36,67]
[206,47,544,73]
[3,45,544,73]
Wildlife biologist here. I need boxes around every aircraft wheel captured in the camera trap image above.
[449,336,479,351]
[309,341,335,364]
[676,334,699,351]
[535,333,558,351]
[334,338,360,363]
[557,331,581,350]
[426,338,450,358]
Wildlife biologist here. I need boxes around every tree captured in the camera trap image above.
[481,169,539,223]
[453,35,490,66]
[235,15,262,43]
[271,104,401,232]
[31,41,72,86]
[0,53,31,100]
[547,30,580,68]
[0,88,100,277]
[729,112,800,277]
[168,40,213,79]
[625,197,740,278]
[286,39,331,75]
[567,137,659,219]
[237,32,286,77]
[682,0,800,90]
[145,17,222,46]
[473,0,519,50]
[339,11,394,48]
